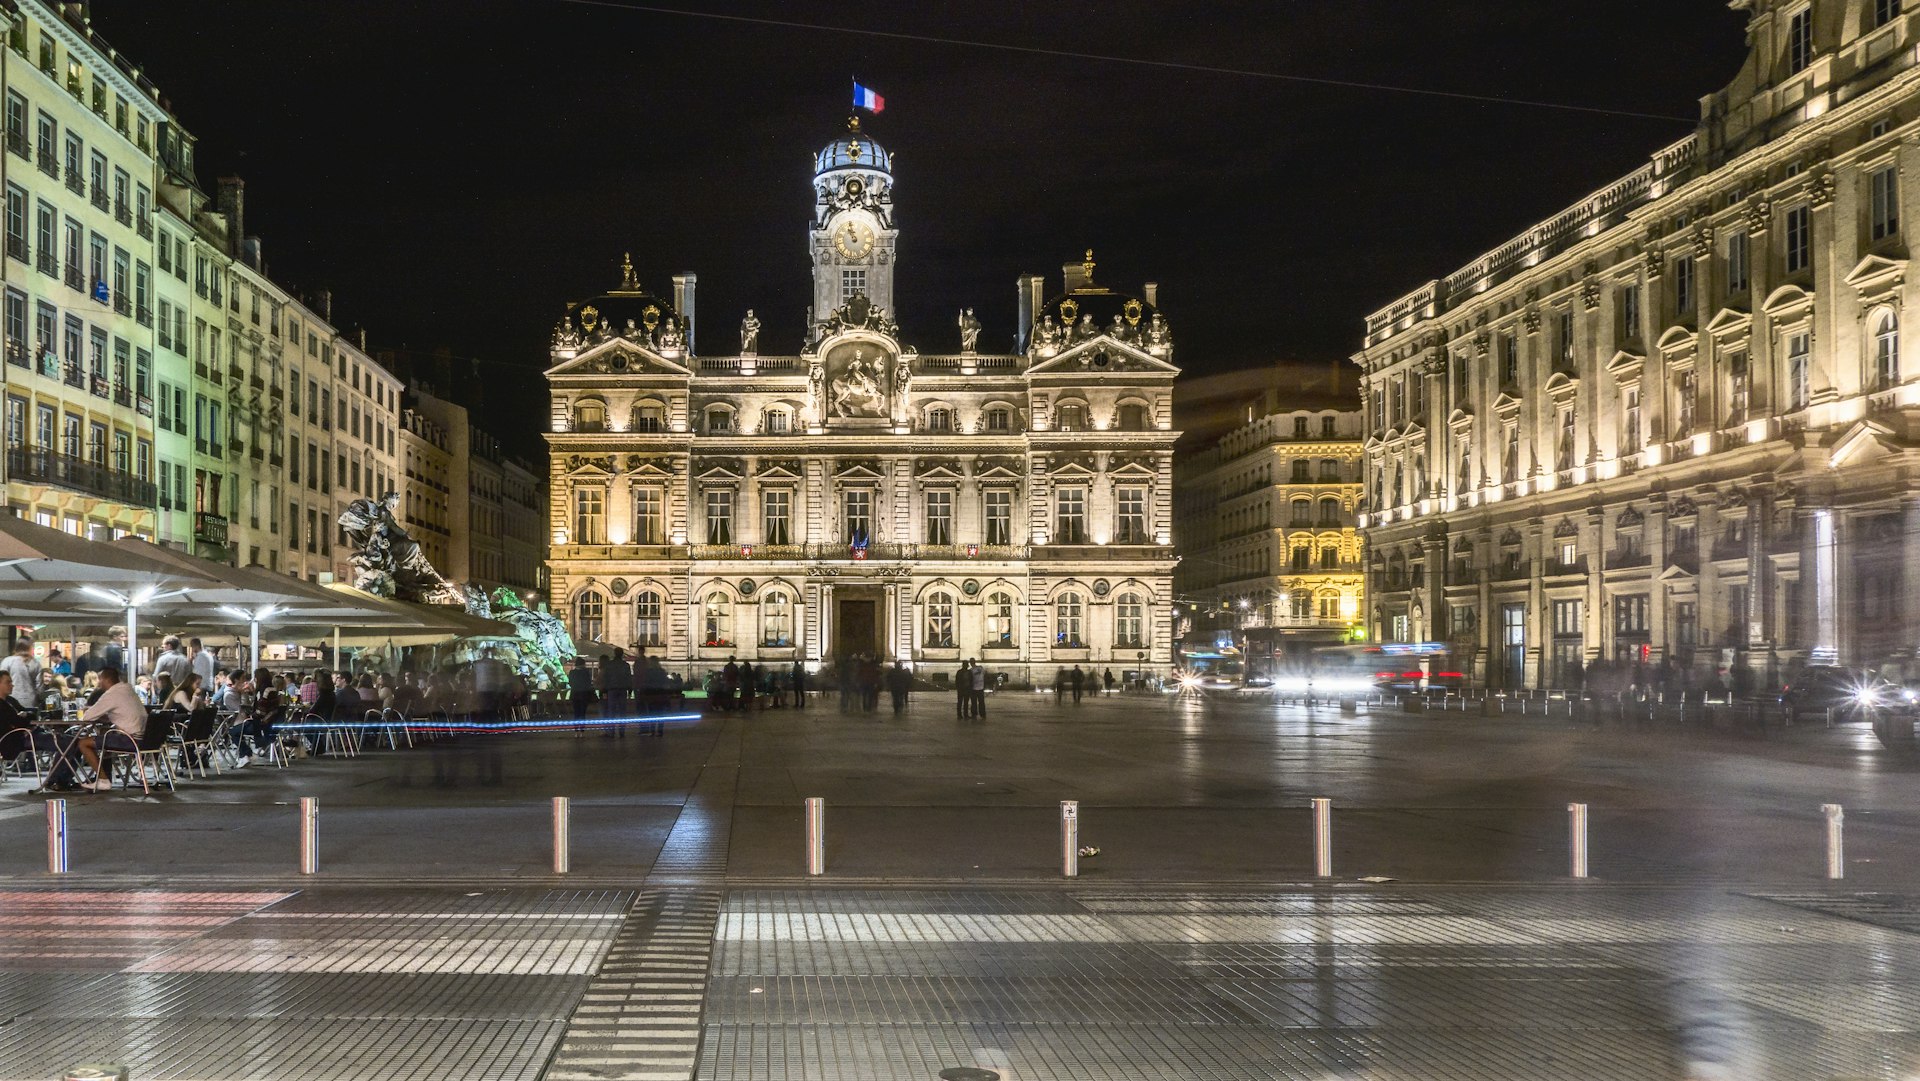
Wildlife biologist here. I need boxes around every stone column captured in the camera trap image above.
[1524,518,1546,688]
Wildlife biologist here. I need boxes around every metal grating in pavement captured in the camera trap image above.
[1744,890,1920,936]
[543,888,722,1081]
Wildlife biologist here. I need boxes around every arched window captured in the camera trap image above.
[574,589,606,642]
[631,401,664,433]
[984,406,1012,432]
[1291,590,1312,620]
[984,591,1015,646]
[1290,498,1311,525]
[1318,497,1341,525]
[572,400,605,433]
[634,590,662,645]
[925,406,953,433]
[702,591,732,647]
[705,406,734,433]
[1055,591,1084,647]
[1876,311,1900,388]
[764,407,791,434]
[924,590,955,647]
[1055,403,1087,431]
[1318,591,1341,620]
[1115,402,1150,431]
[1115,592,1145,647]
[761,591,792,646]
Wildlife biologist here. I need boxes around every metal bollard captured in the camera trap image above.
[1311,797,1333,877]
[1568,802,1589,878]
[46,798,66,874]
[804,797,825,876]
[551,797,570,874]
[1823,803,1845,879]
[297,796,318,875]
[1061,800,1080,877]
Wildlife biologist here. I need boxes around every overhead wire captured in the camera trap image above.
[548,0,1696,124]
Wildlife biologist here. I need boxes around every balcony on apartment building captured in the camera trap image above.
[6,446,155,505]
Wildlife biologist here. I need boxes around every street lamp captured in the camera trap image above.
[220,604,286,675]
[81,583,188,679]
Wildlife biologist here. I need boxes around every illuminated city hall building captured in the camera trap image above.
[1357,0,1920,687]
[544,118,1179,681]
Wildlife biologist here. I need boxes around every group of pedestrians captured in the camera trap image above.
[1050,665,1116,704]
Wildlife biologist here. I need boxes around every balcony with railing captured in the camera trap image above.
[89,185,107,213]
[135,215,151,240]
[89,374,108,399]
[4,131,25,159]
[62,263,82,292]
[1608,548,1652,570]
[112,199,130,227]
[35,249,57,277]
[61,364,83,389]
[110,289,128,316]
[35,154,55,180]
[1489,558,1531,582]
[1542,556,1589,578]
[5,234,25,262]
[62,169,82,197]
[4,339,24,368]
[7,446,155,505]
[112,385,130,408]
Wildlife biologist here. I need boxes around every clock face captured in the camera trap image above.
[833,218,875,260]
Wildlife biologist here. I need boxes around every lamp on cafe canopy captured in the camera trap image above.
[220,603,287,675]
[81,583,189,680]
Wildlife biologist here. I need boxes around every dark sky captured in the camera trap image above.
[90,1,1751,460]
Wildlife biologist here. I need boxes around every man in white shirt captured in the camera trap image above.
[152,637,192,693]
[188,638,218,690]
[0,639,39,712]
[79,666,145,791]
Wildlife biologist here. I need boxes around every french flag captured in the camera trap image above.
[853,81,885,113]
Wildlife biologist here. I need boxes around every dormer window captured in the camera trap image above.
[1056,404,1087,431]
[632,404,664,433]
[984,407,1011,433]
[1116,402,1149,431]
[766,409,791,434]
[706,407,733,433]
[926,406,952,433]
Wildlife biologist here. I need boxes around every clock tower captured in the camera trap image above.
[811,116,898,320]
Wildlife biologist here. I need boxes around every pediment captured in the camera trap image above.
[1025,335,1177,376]
[1828,418,1901,470]
[694,457,745,480]
[559,454,616,477]
[1655,325,1698,354]
[1108,454,1157,477]
[914,458,965,479]
[623,454,682,477]
[1761,283,1815,318]
[547,338,694,378]
[1606,349,1647,382]
[1543,372,1579,399]
[972,456,1025,478]
[755,458,804,479]
[1703,307,1752,337]
[1843,254,1908,299]
[833,457,885,479]
[1447,407,1474,427]
[1492,392,1524,415]
[1657,562,1697,582]
[1047,453,1099,476]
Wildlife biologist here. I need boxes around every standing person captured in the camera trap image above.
[568,656,596,725]
[1103,668,1116,696]
[0,639,40,712]
[860,655,882,713]
[721,657,740,712]
[791,660,808,709]
[98,628,125,678]
[740,660,757,711]
[605,648,634,720]
[188,638,218,692]
[971,660,988,719]
[152,636,192,693]
[1070,665,1085,704]
[836,655,854,714]
[887,660,911,715]
[956,660,973,718]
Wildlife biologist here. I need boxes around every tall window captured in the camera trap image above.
[1054,487,1086,543]
[1557,309,1575,365]
[1292,547,1311,572]
[1500,334,1518,385]
[1728,352,1750,423]
[1676,370,1697,433]
[1115,592,1144,647]
[1623,388,1642,449]
[1787,7,1813,74]
[1291,498,1311,525]
[1116,402,1149,430]
[632,404,663,432]
[763,489,790,544]
[634,486,663,544]
[705,407,732,433]
[925,489,952,544]
[762,592,793,646]
[1674,256,1694,315]
[924,591,955,647]
[1614,594,1650,635]
[1871,164,1901,241]
[1054,591,1084,647]
[702,591,732,646]
[705,488,733,544]
[1116,487,1146,543]
[1788,331,1811,408]
[1875,312,1900,387]
[1320,593,1341,619]
[843,488,872,544]
[1785,204,1812,273]
[1318,497,1340,525]
[1621,283,1641,338]
[1726,231,1750,293]
[1291,459,1310,483]
[984,406,1011,432]
[1321,545,1340,569]
[574,590,605,642]
[985,591,1015,645]
[925,406,952,432]
[634,591,662,645]
[2,396,18,447]
[1055,403,1087,431]
[1876,0,1902,28]
[841,268,866,299]
[984,489,1011,545]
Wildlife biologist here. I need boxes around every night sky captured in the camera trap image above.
[91,1,1750,459]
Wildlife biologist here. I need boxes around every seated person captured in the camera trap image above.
[0,670,95,791]
[230,667,282,767]
[82,667,147,787]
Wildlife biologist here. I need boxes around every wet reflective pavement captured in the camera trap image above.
[2,692,1918,1078]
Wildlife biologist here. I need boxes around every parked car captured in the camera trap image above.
[1779,667,1902,719]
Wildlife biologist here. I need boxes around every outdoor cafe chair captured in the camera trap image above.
[99,709,179,795]
[171,706,222,779]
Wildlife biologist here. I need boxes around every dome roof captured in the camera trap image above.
[1036,253,1161,334]
[815,115,891,176]
[554,255,685,346]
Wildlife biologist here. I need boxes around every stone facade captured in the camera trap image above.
[545,117,1180,681]
[1356,0,1920,687]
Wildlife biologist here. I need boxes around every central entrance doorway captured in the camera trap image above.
[833,588,884,661]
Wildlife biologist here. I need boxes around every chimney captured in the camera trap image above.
[216,177,244,259]
[671,272,696,354]
[358,328,367,351]
[1016,273,1044,352]
[315,288,332,322]
[1143,281,1159,308]
[1061,260,1092,293]
[241,237,262,271]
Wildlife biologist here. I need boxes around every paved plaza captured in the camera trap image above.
[1,692,1919,1078]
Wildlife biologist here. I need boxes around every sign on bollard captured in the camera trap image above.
[552,797,570,874]
[298,797,318,875]
[1823,803,1844,880]
[46,798,66,874]
[805,797,825,876]
[1568,802,1589,879]
[1060,801,1079,878]
[1311,798,1333,878]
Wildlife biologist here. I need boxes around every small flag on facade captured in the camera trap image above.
[853,81,885,113]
